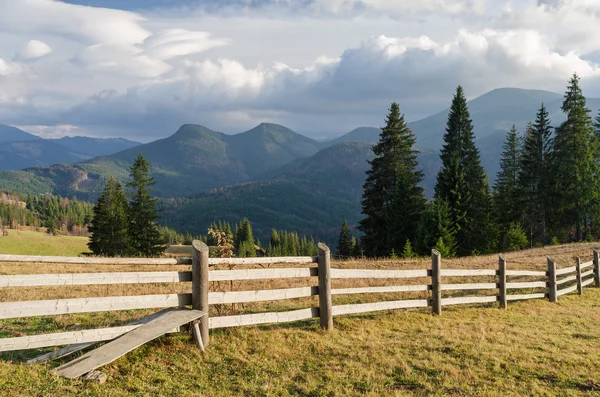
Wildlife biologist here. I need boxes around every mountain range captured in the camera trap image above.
[0,125,141,170]
[1,87,599,243]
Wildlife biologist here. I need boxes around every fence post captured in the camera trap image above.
[498,255,507,309]
[547,257,557,303]
[594,249,600,288]
[576,256,583,296]
[431,250,442,316]
[317,243,333,331]
[192,240,210,348]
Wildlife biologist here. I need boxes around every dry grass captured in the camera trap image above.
[0,243,599,395]
[0,230,89,257]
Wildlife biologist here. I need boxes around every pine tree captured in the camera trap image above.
[551,74,599,241]
[337,219,353,258]
[359,103,426,257]
[595,110,600,139]
[351,237,362,258]
[435,86,491,255]
[415,200,457,257]
[127,154,165,257]
[235,218,256,257]
[88,177,130,257]
[494,125,523,249]
[519,105,553,246]
[401,239,416,258]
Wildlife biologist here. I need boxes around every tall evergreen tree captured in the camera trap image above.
[518,105,553,246]
[435,86,492,255]
[127,154,165,257]
[359,103,426,257]
[493,125,523,249]
[235,218,256,257]
[595,109,600,139]
[88,177,130,256]
[551,74,599,241]
[337,219,353,258]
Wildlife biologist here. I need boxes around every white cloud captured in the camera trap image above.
[15,40,52,61]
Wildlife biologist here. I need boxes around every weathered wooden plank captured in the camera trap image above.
[209,257,317,265]
[498,255,507,310]
[556,275,576,285]
[440,269,497,277]
[548,257,557,303]
[0,272,192,288]
[505,270,547,277]
[582,278,595,287]
[431,250,441,316]
[209,287,318,304]
[331,299,429,316]
[317,243,333,331]
[209,267,317,281]
[332,285,429,295]
[441,283,497,291]
[557,284,578,296]
[506,293,546,301]
[53,308,206,379]
[441,296,497,306]
[0,254,189,265]
[208,308,318,329]
[580,261,594,270]
[581,270,594,279]
[192,240,210,349]
[330,269,429,279]
[22,309,176,359]
[506,281,547,289]
[0,294,192,319]
[556,266,577,276]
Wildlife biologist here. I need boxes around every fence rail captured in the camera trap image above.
[1,245,600,355]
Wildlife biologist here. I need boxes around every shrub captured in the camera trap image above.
[504,223,528,251]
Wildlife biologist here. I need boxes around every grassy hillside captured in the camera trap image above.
[0,230,89,256]
[1,243,600,395]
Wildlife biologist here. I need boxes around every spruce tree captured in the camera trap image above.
[493,125,523,249]
[359,103,426,257]
[415,200,456,257]
[88,177,130,257]
[127,154,165,257]
[551,74,599,241]
[235,218,256,257]
[337,219,353,258]
[435,86,491,255]
[595,110,600,139]
[518,105,553,246]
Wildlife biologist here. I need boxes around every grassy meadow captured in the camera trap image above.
[0,230,90,256]
[0,243,599,395]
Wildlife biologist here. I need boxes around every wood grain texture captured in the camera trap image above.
[441,296,497,306]
[209,257,317,265]
[208,308,319,329]
[330,268,429,279]
[441,283,497,291]
[580,261,594,270]
[440,269,497,277]
[505,270,547,277]
[556,266,576,276]
[0,294,192,319]
[506,281,547,289]
[331,299,429,316]
[0,254,189,265]
[332,285,429,295]
[317,243,333,331]
[192,240,210,349]
[548,257,557,303]
[431,250,441,315]
[498,255,507,309]
[0,272,192,288]
[506,293,546,301]
[209,287,318,304]
[53,308,206,379]
[208,268,317,281]
[556,275,576,285]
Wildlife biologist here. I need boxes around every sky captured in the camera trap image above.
[1,0,600,141]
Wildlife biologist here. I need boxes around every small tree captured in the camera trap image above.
[127,154,165,257]
[401,239,416,259]
[504,223,529,252]
[235,218,256,257]
[88,177,130,257]
[337,219,353,258]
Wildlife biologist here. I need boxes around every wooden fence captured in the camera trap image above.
[1,243,599,354]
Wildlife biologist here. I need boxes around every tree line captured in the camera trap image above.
[343,74,600,258]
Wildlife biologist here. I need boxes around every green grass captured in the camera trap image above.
[0,230,89,256]
[2,291,600,396]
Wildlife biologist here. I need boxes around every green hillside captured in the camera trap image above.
[0,123,323,198]
[159,142,375,245]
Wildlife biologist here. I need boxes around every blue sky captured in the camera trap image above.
[0,0,599,140]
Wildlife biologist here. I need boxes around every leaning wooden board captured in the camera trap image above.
[53,308,206,379]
